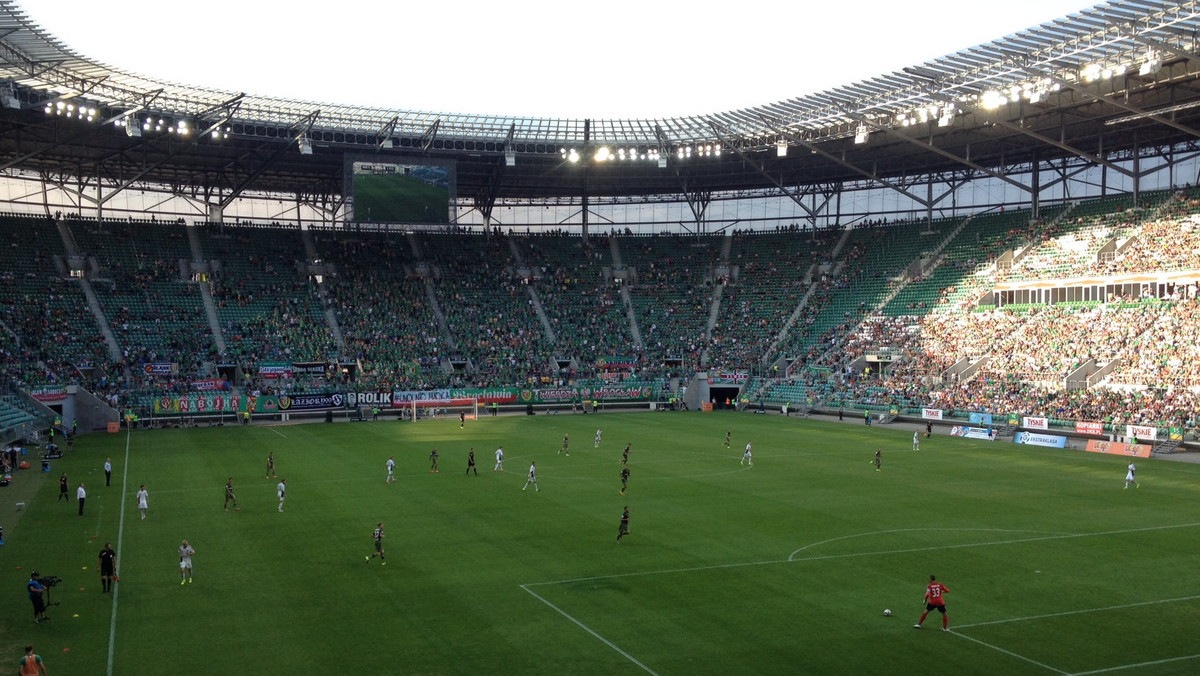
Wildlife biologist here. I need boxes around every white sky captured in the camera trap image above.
[18,0,1099,119]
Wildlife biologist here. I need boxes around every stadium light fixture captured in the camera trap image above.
[594,146,612,162]
[298,135,313,155]
[776,139,787,157]
[0,85,17,110]
[980,90,1005,110]
[854,125,869,144]
[1139,51,1162,76]
[505,150,515,166]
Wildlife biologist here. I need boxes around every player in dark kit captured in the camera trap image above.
[265,452,276,478]
[621,444,631,466]
[224,478,239,511]
[724,430,732,448]
[367,522,386,565]
[559,434,570,456]
[914,575,951,631]
[429,448,440,473]
[58,473,69,502]
[98,542,117,593]
[873,448,882,471]
[619,466,630,495]
[460,411,466,429]
[465,448,478,476]
[616,507,630,543]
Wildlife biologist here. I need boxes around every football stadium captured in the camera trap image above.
[2,1,1200,674]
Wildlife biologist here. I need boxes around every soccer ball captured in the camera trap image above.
[883,609,892,616]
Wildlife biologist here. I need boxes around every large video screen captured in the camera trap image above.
[350,159,454,224]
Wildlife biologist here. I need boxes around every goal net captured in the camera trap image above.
[406,397,479,421]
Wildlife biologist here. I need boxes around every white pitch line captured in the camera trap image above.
[951,630,1068,674]
[522,557,785,589]
[520,584,660,676]
[267,426,288,438]
[788,521,1200,561]
[789,528,1076,558]
[1067,653,1200,675]
[526,521,1200,589]
[955,594,1200,630]
[106,425,134,676]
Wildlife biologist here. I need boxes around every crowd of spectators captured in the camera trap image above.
[4,199,1200,435]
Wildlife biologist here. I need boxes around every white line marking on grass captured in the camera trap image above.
[788,521,1200,562]
[107,426,134,676]
[1067,653,1200,675]
[523,557,787,588]
[540,465,755,482]
[951,630,1068,674]
[520,584,660,676]
[526,522,1200,589]
[955,595,1200,630]
[267,427,288,438]
[788,528,1077,559]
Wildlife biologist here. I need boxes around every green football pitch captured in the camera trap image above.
[3,412,1200,675]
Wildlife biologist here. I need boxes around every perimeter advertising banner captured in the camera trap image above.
[1125,425,1158,441]
[922,408,944,420]
[278,393,345,411]
[1084,439,1152,458]
[347,391,395,408]
[1075,421,1105,435]
[968,412,994,426]
[950,426,997,440]
[152,394,241,415]
[515,384,657,404]
[1022,416,1049,430]
[150,384,661,416]
[1014,431,1068,448]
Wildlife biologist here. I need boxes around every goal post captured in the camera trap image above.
[408,397,479,421]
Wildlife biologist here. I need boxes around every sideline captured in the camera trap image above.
[106,426,133,676]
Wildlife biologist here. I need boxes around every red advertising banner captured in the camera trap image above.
[922,408,943,420]
[1084,439,1152,458]
[1075,421,1104,435]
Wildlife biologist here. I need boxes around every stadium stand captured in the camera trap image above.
[1,188,1198,438]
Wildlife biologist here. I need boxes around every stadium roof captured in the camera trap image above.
[0,0,1198,211]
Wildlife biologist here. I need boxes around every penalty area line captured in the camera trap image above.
[955,594,1200,630]
[788,520,1200,561]
[520,584,660,676]
[951,630,1067,674]
[1067,653,1200,675]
